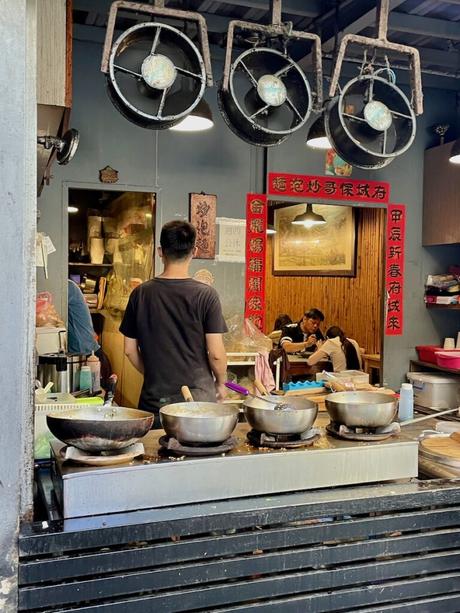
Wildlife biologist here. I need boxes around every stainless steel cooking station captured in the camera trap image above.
[50,423,418,519]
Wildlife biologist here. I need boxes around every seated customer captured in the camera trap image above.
[306,326,362,372]
[280,308,325,354]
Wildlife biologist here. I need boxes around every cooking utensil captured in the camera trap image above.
[225,381,289,409]
[254,379,269,396]
[46,406,154,452]
[325,391,398,428]
[399,407,460,427]
[160,400,239,445]
[229,380,318,435]
[46,372,154,451]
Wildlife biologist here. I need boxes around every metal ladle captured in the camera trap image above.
[225,381,289,410]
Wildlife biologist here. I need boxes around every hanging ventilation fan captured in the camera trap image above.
[325,72,416,169]
[218,0,322,147]
[101,1,213,130]
[325,0,423,170]
[37,129,80,165]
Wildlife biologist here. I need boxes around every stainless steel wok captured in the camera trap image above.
[325,391,398,428]
[46,406,154,452]
[160,402,239,444]
[243,395,318,435]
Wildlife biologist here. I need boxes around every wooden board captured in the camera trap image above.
[420,436,460,462]
[283,387,326,396]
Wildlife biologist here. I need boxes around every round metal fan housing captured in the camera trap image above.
[218,47,312,147]
[324,74,416,169]
[107,22,207,129]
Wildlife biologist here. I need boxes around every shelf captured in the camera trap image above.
[69,262,113,267]
[410,359,460,376]
[227,361,256,366]
[425,303,460,309]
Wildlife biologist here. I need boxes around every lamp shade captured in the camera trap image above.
[266,224,276,235]
[306,115,331,150]
[169,99,214,132]
[449,139,460,164]
[292,204,326,228]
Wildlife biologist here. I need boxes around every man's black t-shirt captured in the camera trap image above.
[280,322,324,350]
[120,278,227,411]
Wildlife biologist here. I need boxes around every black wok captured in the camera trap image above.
[47,406,154,452]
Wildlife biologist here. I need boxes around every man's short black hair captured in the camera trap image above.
[160,220,196,260]
[304,308,325,322]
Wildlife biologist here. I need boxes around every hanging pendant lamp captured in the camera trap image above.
[306,115,331,150]
[449,139,460,164]
[292,204,326,228]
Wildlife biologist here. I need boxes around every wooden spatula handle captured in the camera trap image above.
[181,386,194,402]
[254,379,269,396]
[450,431,460,444]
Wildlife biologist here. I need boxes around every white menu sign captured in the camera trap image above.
[215,217,246,262]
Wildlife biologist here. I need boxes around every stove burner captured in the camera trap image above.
[159,435,237,457]
[326,422,400,441]
[247,428,320,449]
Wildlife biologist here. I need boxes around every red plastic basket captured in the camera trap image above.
[416,345,442,364]
[435,351,460,369]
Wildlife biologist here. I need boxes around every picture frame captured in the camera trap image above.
[273,203,357,277]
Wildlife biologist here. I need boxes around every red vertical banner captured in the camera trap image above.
[385,204,406,336]
[245,194,267,332]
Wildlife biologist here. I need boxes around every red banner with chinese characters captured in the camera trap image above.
[268,172,390,204]
[245,194,267,331]
[385,204,406,336]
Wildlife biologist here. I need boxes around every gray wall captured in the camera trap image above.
[38,37,460,389]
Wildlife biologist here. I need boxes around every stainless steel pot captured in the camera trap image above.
[325,391,397,428]
[160,402,239,444]
[243,395,318,435]
[37,353,87,393]
[47,406,154,452]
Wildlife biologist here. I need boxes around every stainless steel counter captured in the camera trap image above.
[50,416,421,518]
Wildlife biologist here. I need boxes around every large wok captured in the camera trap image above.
[325,391,397,428]
[160,402,239,444]
[242,395,318,435]
[47,406,154,452]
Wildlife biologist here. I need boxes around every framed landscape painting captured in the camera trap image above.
[273,203,356,276]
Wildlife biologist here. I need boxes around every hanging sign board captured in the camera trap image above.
[244,194,267,331]
[385,204,406,336]
[268,172,390,204]
[189,193,217,259]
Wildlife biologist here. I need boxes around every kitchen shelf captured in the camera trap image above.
[410,359,460,376]
[69,262,113,267]
[425,303,460,309]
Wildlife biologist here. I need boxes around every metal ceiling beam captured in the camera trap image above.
[388,12,460,41]
[197,0,322,18]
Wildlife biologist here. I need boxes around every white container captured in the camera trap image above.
[316,370,369,385]
[444,337,455,349]
[36,327,67,355]
[398,383,414,421]
[406,372,460,409]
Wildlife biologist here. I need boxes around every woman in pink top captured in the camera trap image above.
[306,326,362,372]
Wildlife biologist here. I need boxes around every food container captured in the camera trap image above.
[315,370,369,386]
[325,392,397,428]
[242,396,318,435]
[406,372,460,409]
[160,403,239,444]
[435,351,460,370]
[415,345,442,364]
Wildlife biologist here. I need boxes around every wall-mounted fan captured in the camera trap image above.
[101,1,213,130]
[218,0,322,147]
[325,0,423,169]
[37,129,80,165]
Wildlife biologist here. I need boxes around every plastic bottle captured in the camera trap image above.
[86,351,101,393]
[398,383,414,421]
[79,365,92,393]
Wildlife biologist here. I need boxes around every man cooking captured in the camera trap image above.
[280,308,325,354]
[120,220,228,427]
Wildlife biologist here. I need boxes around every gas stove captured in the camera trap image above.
[326,421,401,442]
[158,435,237,457]
[47,423,418,519]
[247,428,320,449]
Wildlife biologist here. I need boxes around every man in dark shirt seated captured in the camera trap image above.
[280,308,325,354]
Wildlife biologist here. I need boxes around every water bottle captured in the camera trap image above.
[398,383,414,421]
[86,352,101,393]
[79,365,92,393]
